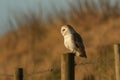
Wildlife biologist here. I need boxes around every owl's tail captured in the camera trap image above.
[80,50,87,58]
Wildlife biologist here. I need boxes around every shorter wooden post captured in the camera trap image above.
[15,68,24,80]
[114,44,120,80]
[61,53,75,80]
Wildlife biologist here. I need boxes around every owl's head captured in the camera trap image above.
[61,25,76,36]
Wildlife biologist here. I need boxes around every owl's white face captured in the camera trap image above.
[61,25,75,36]
[61,25,69,36]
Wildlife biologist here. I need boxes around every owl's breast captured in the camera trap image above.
[64,35,75,51]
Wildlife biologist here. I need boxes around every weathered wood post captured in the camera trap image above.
[114,44,120,80]
[15,68,24,80]
[61,53,75,80]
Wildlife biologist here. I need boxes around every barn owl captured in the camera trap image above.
[61,25,87,58]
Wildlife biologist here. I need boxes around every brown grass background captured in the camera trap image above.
[0,0,120,80]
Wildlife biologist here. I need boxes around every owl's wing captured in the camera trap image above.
[72,33,87,58]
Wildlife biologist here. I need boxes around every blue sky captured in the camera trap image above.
[0,0,118,36]
[0,0,72,36]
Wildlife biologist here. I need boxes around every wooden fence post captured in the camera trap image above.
[114,44,120,80]
[61,53,75,80]
[15,68,24,80]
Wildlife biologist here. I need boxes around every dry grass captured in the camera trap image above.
[0,0,120,80]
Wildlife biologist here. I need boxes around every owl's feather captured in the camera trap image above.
[72,33,87,58]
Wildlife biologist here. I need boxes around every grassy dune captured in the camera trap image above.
[0,0,120,80]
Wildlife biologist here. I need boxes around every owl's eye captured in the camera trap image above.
[62,29,65,31]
